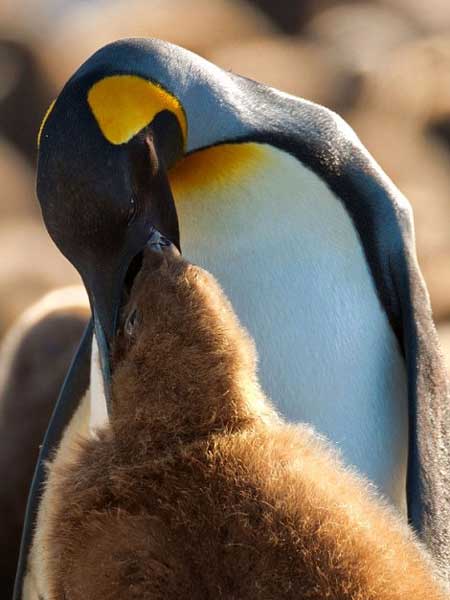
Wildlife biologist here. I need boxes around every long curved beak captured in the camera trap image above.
[85,261,127,416]
[87,234,179,418]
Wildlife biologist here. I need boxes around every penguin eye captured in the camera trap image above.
[124,308,139,337]
[127,195,138,225]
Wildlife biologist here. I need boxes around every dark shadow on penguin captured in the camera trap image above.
[0,287,89,598]
[24,246,449,600]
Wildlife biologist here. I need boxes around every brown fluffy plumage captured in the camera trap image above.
[40,249,448,599]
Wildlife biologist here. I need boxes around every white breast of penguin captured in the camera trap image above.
[172,142,408,513]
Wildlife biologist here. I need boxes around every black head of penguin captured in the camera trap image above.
[37,86,183,406]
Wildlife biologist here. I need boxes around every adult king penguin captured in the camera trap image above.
[15,38,450,596]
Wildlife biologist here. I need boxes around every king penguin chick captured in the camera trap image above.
[34,248,448,600]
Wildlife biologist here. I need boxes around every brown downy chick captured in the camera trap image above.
[42,248,448,600]
[111,246,273,450]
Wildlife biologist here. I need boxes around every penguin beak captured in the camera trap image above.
[88,233,178,415]
[86,262,127,412]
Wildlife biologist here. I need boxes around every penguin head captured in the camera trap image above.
[36,70,185,408]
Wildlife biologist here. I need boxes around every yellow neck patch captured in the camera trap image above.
[87,75,187,145]
[169,143,270,198]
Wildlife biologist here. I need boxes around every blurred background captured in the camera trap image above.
[0,0,449,593]
[0,0,449,361]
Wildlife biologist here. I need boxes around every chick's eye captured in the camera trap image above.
[124,308,139,337]
[127,195,137,225]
